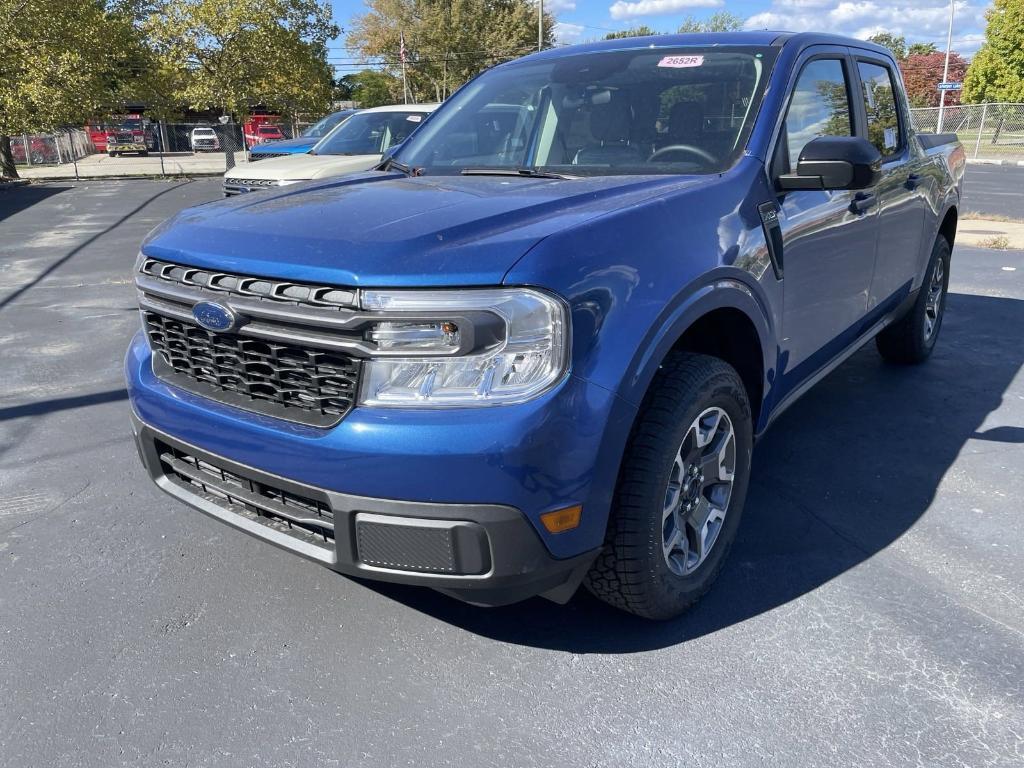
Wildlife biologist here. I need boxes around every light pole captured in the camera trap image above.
[937,0,956,133]
[538,0,543,51]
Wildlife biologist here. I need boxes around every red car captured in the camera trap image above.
[249,124,286,146]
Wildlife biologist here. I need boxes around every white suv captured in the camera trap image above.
[190,127,220,152]
[222,104,437,195]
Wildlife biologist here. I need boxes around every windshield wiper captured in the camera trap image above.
[460,167,577,180]
[379,156,419,176]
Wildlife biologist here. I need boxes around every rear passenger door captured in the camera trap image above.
[852,57,929,313]
[772,49,879,391]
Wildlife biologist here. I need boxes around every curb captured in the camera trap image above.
[966,158,1024,167]
[0,178,30,191]
[15,172,225,182]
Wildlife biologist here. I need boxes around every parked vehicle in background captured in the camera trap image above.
[248,109,359,161]
[10,135,58,165]
[190,127,220,152]
[86,122,114,152]
[129,33,964,619]
[106,126,149,157]
[243,115,285,146]
[252,125,286,146]
[224,104,436,195]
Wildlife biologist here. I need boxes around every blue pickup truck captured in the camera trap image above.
[127,32,964,619]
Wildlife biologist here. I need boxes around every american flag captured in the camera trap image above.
[399,31,406,64]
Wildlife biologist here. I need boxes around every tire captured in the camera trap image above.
[585,352,753,620]
[876,235,951,364]
[139,151,149,157]
[108,151,115,157]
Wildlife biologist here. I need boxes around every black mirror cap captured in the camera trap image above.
[777,136,882,191]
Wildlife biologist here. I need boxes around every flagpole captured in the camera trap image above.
[400,30,409,104]
[937,0,955,132]
[538,0,543,51]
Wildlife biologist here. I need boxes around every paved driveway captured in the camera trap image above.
[1,179,1022,767]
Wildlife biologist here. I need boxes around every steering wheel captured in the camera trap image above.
[648,144,717,164]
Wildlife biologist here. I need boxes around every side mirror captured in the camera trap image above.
[777,136,881,191]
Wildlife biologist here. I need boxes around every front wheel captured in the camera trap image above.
[876,235,951,364]
[585,352,753,620]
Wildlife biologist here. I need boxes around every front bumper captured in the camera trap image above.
[110,142,147,152]
[132,415,597,605]
[126,332,636,605]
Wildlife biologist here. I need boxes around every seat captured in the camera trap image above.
[666,101,704,145]
[573,92,643,166]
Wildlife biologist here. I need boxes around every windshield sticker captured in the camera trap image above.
[658,55,704,68]
[406,114,423,122]
[884,127,897,150]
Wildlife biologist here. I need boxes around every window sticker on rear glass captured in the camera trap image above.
[406,114,423,122]
[884,126,897,150]
[658,55,704,68]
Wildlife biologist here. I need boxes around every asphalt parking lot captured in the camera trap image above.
[1,173,1022,767]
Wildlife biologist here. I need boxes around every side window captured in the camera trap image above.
[858,62,902,157]
[781,58,852,173]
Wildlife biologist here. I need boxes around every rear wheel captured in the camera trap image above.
[139,150,149,157]
[585,352,753,620]
[876,235,951,364]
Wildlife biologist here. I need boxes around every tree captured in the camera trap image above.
[0,0,154,178]
[908,42,939,55]
[604,25,659,39]
[347,0,554,103]
[678,11,744,33]
[145,0,339,121]
[868,32,907,61]
[901,52,968,107]
[335,70,402,107]
[963,0,1024,103]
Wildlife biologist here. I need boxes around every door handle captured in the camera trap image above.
[850,191,877,214]
[906,173,921,190]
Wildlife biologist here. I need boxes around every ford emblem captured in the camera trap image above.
[192,301,237,332]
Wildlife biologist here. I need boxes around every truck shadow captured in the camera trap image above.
[364,290,1024,652]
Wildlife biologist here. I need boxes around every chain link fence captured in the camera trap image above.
[910,103,1024,160]
[10,129,92,167]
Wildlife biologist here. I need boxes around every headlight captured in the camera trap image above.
[358,288,568,407]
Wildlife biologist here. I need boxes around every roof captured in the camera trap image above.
[360,103,441,114]
[509,31,893,64]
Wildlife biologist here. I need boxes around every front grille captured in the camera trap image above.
[157,440,335,550]
[249,152,288,161]
[223,178,278,190]
[139,257,357,310]
[145,312,360,427]
[137,259,364,427]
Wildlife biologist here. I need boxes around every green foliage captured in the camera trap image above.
[908,42,939,55]
[146,0,339,119]
[0,0,160,177]
[901,52,967,107]
[604,26,659,39]
[678,12,745,33]
[867,33,907,61]
[963,0,1024,103]
[347,0,554,103]
[335,70,402,107]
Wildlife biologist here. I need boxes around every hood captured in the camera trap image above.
[145,172,703,287]
[226,153,381,182]
[251,136,316,154]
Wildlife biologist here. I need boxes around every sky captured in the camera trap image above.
[325,0,991,74]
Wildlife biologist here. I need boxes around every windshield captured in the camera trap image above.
[120,119,144,130]
[395,47,776,176]
[302,111,354,138]
[194,128,214,135]
[313,110,429,156]
[259,126,281,134]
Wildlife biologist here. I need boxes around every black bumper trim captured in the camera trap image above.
[131,414,597,606]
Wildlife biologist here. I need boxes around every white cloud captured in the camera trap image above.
[743,1,989,54]
[554,21,585,42]
[546,0,578,12]
[609,0,723,21]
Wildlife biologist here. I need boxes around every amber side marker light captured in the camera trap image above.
[540,505,582,534]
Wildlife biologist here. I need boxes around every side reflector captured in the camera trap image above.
[540,505,582,534]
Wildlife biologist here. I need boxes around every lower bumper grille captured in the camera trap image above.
[145,312,360,427]
[157,439,335,550]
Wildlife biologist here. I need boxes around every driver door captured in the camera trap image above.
[772,50,880,396]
